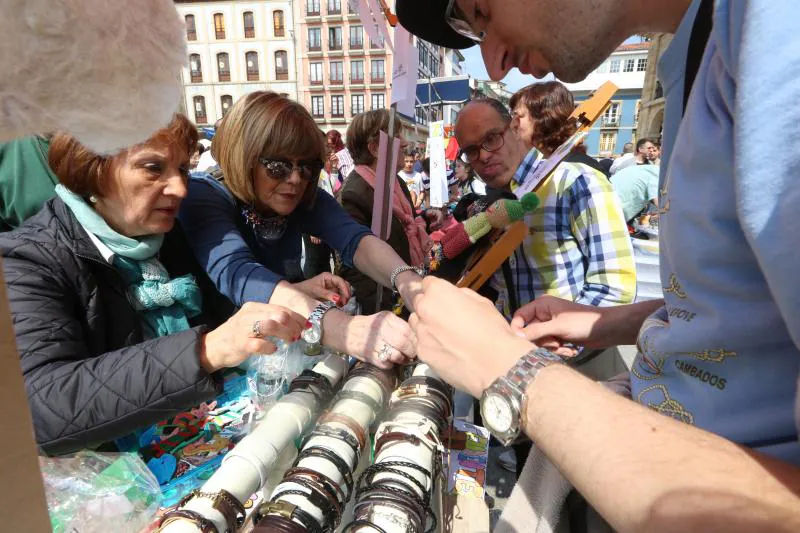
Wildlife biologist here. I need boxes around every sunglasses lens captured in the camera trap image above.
[262,159,292,180]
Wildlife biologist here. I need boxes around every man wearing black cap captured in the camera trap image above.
[403,0,800,531]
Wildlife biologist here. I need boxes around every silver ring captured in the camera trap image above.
[378,343,393,362]
[251,320,263,338]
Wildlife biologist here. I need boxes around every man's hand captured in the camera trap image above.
[409,277,531,397]
[510,295,608,351]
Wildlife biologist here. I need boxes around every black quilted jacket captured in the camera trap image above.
[0,198,226,455]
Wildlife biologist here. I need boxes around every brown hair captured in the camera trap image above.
[212,91,325,208]
[346,109,392,166]
[326,129,345,152]
[49,114,198,198]
[510,81,578,155]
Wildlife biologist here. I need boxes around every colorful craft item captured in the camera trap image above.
[428,192,540,271]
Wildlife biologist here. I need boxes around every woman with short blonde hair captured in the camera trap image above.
[179,92,422,367]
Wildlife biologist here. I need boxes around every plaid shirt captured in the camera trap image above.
[492,148,637,317]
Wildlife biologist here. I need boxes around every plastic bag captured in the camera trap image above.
[40,451,161,533]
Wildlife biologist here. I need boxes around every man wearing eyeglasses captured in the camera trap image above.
[455,96,635,320]
[399,0,800,531]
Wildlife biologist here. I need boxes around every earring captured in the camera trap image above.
[89,195,98,204]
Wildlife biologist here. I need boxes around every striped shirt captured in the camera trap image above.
[492,148,637,317]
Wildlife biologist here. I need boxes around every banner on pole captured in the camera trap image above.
[391,24,418,117]
[372,131,401,239]
[428,120,447,208]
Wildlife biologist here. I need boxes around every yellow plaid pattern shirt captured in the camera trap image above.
[492,150,637,318]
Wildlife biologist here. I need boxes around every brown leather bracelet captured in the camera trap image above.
[317,411,367,451]
[348,363,399,395]
[284,466,347,508]
[374,431,421,458]
[254,500,319,533]
[387,400,449,434]
[392,385,453,419]
[295,445,355,497]
[187,489,245,533]
[157,509,218,533]
[279,473,344,523]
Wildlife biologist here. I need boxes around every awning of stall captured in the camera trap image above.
[416,76,472,106]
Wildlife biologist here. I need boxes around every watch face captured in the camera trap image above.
[302,322,322,344]
[483,393,513,434]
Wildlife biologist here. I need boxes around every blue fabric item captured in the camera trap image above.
[416,78,471,105]
[632,0,800,463]
[55,184,201,338]
[178,173,372,307]
[610,164,660,222]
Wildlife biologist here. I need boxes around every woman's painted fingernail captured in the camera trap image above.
[331,294,340,303]
[305,320,313,329]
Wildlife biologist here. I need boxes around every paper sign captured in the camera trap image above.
[447,419,490,498]
[391,24,418,117]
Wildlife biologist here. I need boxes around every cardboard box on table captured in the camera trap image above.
[0,261,51,532]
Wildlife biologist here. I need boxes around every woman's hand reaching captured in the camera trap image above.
[292,272,351,306]
[200,302,307,372]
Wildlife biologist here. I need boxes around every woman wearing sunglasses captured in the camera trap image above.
[179,92,420,367]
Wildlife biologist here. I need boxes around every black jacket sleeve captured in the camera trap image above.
[3,240,222,455]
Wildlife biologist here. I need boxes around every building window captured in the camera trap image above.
[193,96,207,124]
[349,25,363,49]
[609,59,620,73]
[329,26,343,50]
[221,95,233,117]
[350,59,364,82]
[189,54,202,83]
[308,28,322,51]
[330,61,343,83]
[275,50,289,80]
[637,58,648,72]
[370,59,385,82]
[371,93,385,110]
[273,10,285,37]
[307,0,320,16]
[602,102,620,126]
[347,0,358,14]
[331,95,344,117]
[243,11,255,38]
[328,0,341,15]
[370,35,384,49]
[432,56,440,76]
[596,61,607,74]
[246,51,259,81]
[311,96,324,117]
[599,132,617,154]
[214,13,226,39]
[217,52,230,82]
[310,62,323,84]
[623,59,635,73]
[185,15,197,41]
[351,94,364,115]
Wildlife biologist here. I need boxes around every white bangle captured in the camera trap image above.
[390,265,421,292]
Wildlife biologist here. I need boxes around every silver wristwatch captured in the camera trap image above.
[480,347,564,446]
[301,300,336,356]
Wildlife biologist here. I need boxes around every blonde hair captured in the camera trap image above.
[346,109,392,166]
[212,91,326,207]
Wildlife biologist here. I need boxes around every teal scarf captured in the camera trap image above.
[56,185,202,338]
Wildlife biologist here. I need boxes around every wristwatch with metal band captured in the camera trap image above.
[301,300,336,355]
[480,347,564,446]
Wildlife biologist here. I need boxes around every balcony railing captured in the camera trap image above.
[329,42,343,51]
[219,71,231,82]
[601,117,619,127]
[190,73,202,83]
[275,26,285,37]
[244,27,255,38]
[331,110,344,118]
[186,30,197,41]
[350,40,363,49]
[247,70,259,81]
[370,75,384,83]
[309,44,322,52]
[330,76,343,84]
[350,75,364,83]
[307,8,320,16]
[195,113,207,124]
[215,30,226,39]
[310,78,323,85]
[276,71,289,81]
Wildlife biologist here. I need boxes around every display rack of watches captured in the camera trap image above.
[157,357,452,533]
